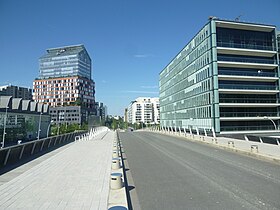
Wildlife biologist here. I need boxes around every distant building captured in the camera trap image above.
[33,44,95,125]
[95,102,108,120]
[160,18,280,134]
[127,97,160,124]
[0,96,50,146]
[124,108,128,123]
[0,85,32,100]
[49,106,85,125]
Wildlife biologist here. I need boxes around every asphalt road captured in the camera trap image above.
[119,131,280,210]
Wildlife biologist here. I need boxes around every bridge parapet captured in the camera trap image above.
[0,131,87,169]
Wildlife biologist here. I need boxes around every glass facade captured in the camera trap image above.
[39,45,91,80]
[216,27,275,51]
[160,22,213,131]
[160,19,280,134]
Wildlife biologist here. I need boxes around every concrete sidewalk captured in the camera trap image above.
[0,130,114,210]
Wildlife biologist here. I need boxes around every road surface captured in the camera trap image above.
[119,131,280,210]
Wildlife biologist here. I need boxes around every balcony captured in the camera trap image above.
[218,83,279,94]
[219,84,278,91]
[218,69,276,77]
[220,125,275,132]
[219,96,280,107]
[217,55,278,70]
[217,42,275,52]
[219,103,280,108]
[220,112,278,118]
[218,55,276,64]
[219,97,277,104]
[218,75,278,82]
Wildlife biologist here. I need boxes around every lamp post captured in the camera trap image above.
[264,116,277,130]
[1,107,8,148]
[47,120,54,138]
[37,113,43,140]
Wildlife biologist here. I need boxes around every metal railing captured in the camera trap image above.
[221,125,273,131]
[219,98,277,103]
[218,55,276,64]
[219,70,276,77]
[220,112,278,117]
[245,135,279,145]
[0,131,87,169]
[217,42,274,51]
[219,84,278,90]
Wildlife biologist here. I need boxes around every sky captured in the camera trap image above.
[0,0,280,116]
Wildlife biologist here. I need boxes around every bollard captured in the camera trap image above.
[212,138,218,144]
[112,150,119,158]
[75,136,80,142]
[111,173,123,189]
[112,158,121,170]
[228,141,235,148]
[108,206,127,210]
[251,145,258,153]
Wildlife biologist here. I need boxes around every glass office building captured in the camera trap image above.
[159,18,280,134]
[39,45,91,79]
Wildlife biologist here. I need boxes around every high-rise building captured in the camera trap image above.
[33,45,95,125]
[160,18,279,134]
[0,85,32,100]
[38,45,91,79]
[95,102,108,120]
[127,97,160,124]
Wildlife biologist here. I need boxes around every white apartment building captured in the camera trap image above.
[127,97,160,124]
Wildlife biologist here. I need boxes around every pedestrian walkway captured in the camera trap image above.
[0,130,114,210]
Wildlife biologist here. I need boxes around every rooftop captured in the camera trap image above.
[40,44,87,59]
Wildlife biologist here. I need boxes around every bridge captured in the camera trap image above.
[0,127,280,210]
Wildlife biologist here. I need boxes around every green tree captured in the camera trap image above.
[112,119,117,130]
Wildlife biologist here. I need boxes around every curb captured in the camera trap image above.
[108,131,128,210]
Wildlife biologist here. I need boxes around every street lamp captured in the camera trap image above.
[37,113,43,140]
[47,120,54,138]
[1,106,8,148]
[264,116,277,130]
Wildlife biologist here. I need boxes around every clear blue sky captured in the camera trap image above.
[0,0,279,116]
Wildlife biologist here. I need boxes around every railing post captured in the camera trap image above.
[48,138,52,148]
[4,149,11,166]
[31,142,37,155]
[19,145,26,160]
[40,140,45,151]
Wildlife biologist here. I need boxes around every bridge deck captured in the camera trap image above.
[0,131,114,210]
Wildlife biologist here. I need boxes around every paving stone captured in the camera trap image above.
[0,131,114,210]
